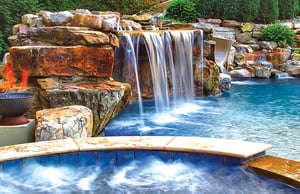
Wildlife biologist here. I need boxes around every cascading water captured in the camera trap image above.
[119,34,144,116]
[171,31,195,103]
[143,32,170,112]
[116,30,203,114]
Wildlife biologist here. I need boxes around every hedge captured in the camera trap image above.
[254,0,279,24]
[278,0,299,19]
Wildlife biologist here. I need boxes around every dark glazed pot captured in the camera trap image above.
[0,92,35,125]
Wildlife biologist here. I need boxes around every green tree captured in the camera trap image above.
[234,0,260,22]
[0,0,39,60]
[254,0,279,23]
[165,0,198,22]
[278,0,299,19]
[38,0,80,11]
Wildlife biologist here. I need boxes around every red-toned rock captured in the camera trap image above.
[109,34,119,47]
[244,53,260,62]
[28,26,110,46]
[73,13,103,30]
[119,20,142,30]
[10,45,114,77]
[267,48,291,69]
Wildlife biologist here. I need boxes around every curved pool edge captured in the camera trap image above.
[0,136,271,162]
[0,136,298,190]
[244,155,300,190]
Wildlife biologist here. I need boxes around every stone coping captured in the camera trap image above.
[244,155,300,190]
[0,136,271,162]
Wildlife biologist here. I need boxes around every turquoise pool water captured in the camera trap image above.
[105,79,300,161]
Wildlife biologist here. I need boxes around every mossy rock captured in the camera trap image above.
[241,22,253,32]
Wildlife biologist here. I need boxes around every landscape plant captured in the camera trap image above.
[254,0,279,23]
[278,0,299,19]
[165,0,198,22]
[261,23,295,47]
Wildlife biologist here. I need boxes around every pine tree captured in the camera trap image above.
[255,0,279,23]
[278,0,299,19]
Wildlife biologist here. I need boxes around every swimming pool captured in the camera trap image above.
[0,135,297,193]
[105,78,300,161]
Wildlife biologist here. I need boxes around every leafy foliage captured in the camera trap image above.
[278,0,299,19]
[0,0,40,61]
[234,0,260,22]
[261,23,295,47]
[165,0,198,22]
[254,0,279,24]
[195,0,260,22]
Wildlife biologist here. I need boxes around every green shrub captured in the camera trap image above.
[165,0,198,22]
[234,0,260,22]
[278,0,299,19]
[193,0,234,19]
[254,0,279,23]
[38,0,80,11]
[261,23,295,47]
[0,0,40,61]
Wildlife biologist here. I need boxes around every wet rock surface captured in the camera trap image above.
[10,46,114,77]
[35,79,131,136]
[35,105,93,141]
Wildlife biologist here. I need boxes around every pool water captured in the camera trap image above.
[105,79,300,161]
[0,157,298,193]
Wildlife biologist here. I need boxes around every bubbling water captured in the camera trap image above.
[0,157,297,193]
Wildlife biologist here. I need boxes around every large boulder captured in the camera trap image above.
[194,60,221,97]
[28,27,111,46]
[35,105,93,141]
[39,11,74,26]
[36,79,131,136]
[72,13,103,30]
[253,65,271,78]
[220,73,231,91]
[9,45,114,77]
[284,61,300,77]
[221,20,241,27]
[267,48,292,69]
[229,68,252,78]
[236,32,252,44]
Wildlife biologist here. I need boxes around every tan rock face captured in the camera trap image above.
[10,45,114,77]
[73,13,103,29]
[40,11,74,26]
[34,80,132,136]
[35,105,93,141]
[28,26,110,46]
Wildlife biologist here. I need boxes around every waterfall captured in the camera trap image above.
[118,30,203,113]
[170,31,195,103]
[118,33,144,116]
[143,32,170,112]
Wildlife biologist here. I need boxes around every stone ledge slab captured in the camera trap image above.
[10,45,114,77]
[0,136,272,162]
[244,155,300,189]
